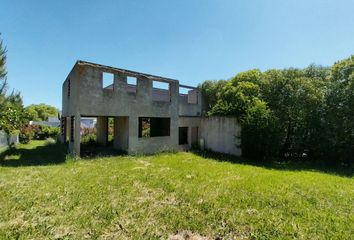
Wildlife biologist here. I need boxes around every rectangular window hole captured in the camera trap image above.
[103,72,114,90]
[153,81,170,102]
[179,87,190,95]
[153,81,169,90]
[139,117,170,138]
[127,76,137,85]
[139,117,150,138]
[127,76,137,93]
[179,86,198,104]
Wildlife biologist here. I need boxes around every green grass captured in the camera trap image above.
[0,141,353,239]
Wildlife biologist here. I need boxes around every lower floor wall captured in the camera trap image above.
[61,115,241,156]
[200,116,242,156]
[178,116,242,156]
[62,114,179,155]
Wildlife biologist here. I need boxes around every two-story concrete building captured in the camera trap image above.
[61,61,203,156]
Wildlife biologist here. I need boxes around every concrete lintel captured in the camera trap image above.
[76,60,178,83]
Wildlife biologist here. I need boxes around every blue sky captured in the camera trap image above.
[1,0,354,109]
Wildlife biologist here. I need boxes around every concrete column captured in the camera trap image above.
[96,116,108,145]
[66,117,71,142]
[170,81,179,147]
[127,115,139,154]
[113,116,129,152]
[170,81,178,105]
[114,74,127,92]
[137,77,152,101]
[73,114,81,156]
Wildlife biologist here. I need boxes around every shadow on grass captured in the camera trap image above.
[0,142,67,167]
[193,150,354,178]
[80,142,126,159]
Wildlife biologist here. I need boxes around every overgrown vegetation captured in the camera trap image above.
[201,56,354,166]
[19,125,60,144]
[25,103,59,121]
[0,141,353,239]
[81,127,97,144]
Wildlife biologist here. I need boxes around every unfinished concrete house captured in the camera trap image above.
[61,61,204,156]
[61,61,242,156]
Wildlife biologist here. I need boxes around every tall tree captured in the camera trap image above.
[25,104,59,121]
[324,56,354,165]
[0,33,7,103]
[200,65,335,161]
[0,34,28,145]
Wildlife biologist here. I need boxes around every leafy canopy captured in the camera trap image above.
[201,56,353,166]
[25,104,59,121]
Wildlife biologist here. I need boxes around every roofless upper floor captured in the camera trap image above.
[62,61,202,117]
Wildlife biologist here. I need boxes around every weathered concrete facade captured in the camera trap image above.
[61,61,202,155]
[61,61,242,156]
[200,117,242,156]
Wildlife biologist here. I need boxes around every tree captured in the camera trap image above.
[0,33,6,82]
[200,64,335,162]
[0,93,28,144]
[0,33,8,125]
[209,70,263,117]
[25,103,59,121]
[200,79,228,113]
[0,34,29,145]
[203,70,280,159]
[324,56,354,165]
[261,68,328,159]
[0,33,7,108]
[241,99,279,159]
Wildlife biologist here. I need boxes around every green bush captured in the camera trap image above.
[19,125,60,143]
[19,126,34,144]
[39,126,60,140]
[81,128,97,144]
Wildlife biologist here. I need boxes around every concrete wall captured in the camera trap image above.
[62,61,189,155]
[63,63,179,118]
[113,116,129,152]
[178,89,202,117]
[0,131,19,147]
[61,62,245,157]
[200,116,242,156]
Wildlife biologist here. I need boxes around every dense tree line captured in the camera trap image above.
[201,56,354,166]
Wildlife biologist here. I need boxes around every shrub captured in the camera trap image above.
[19,126,34,144]
[40,126,60,140]
[81,127,96,144]
[33,125,60,140]
[19,125,60,143]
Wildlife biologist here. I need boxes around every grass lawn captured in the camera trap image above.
[0,140,353,239]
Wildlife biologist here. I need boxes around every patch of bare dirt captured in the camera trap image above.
[168,231,213,240]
